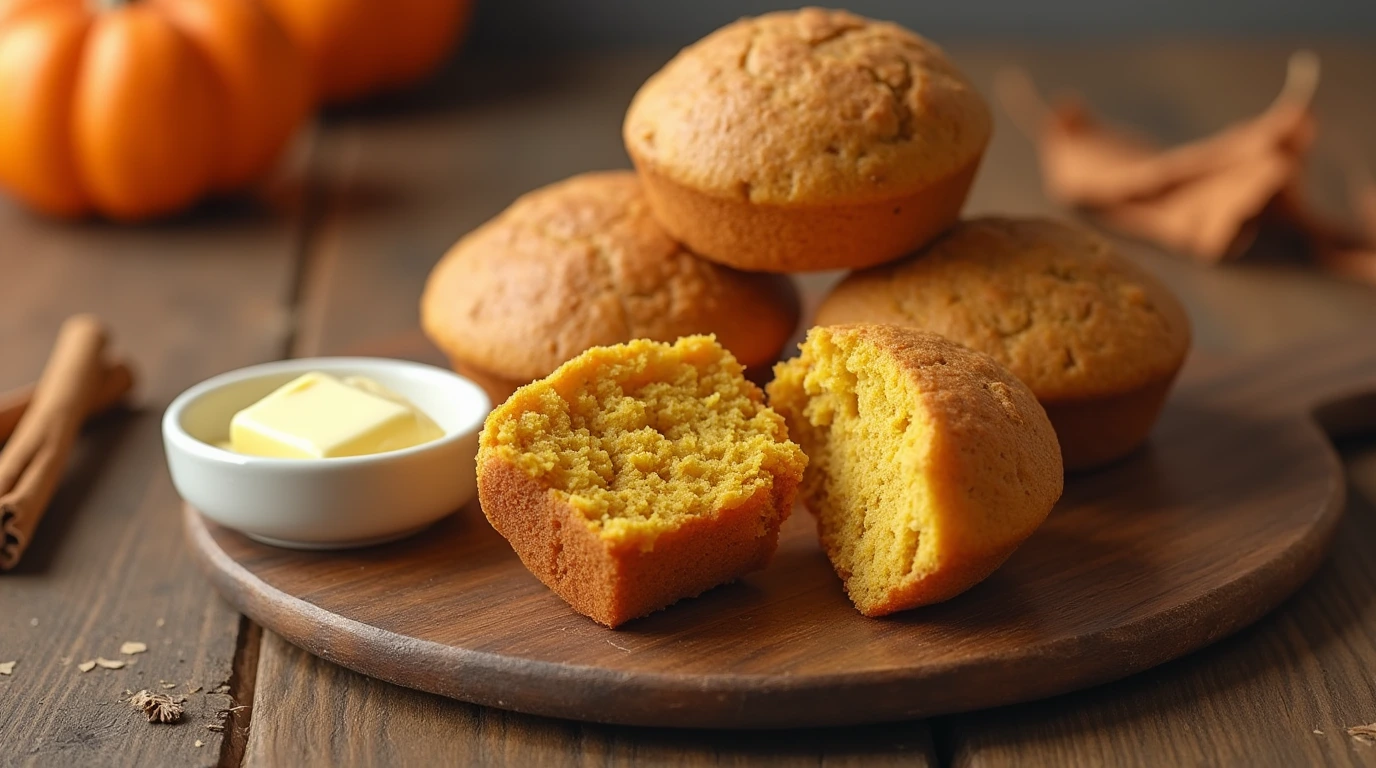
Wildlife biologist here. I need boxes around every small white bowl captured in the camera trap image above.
[163,357,491,549]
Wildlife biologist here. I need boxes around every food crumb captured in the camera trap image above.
[129,690,185,723]
[160,681,177,689]
[0,661,15,675]
[187,685,202,694]
[28,618,37,627]
[156,618,165,628]
[195,740,204,748]
[94,657,126,670]
[120,642,148,655]
[78,660,97,672]
[1315,729,1325,735]
[1348,723,1376,742]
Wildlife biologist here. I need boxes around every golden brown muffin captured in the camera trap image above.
[816,217,1192,470]
[768,324,1062,616]
[477,336,807,628]
[623,8,991,273]
[420,171,799,403]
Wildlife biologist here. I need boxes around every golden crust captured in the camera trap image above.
[625,8,990,204]
[623,8,990,272]
[768,324,1064,616]
[420,171,799,381]
[634,158,980,273]
[478,456,797,628]
[816,218,1192,469]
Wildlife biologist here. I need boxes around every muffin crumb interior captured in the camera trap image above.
[485,336,805,548]
[769,330,936,606]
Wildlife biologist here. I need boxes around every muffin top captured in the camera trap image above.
[421,171,798,381]
[816,218,1192,402]
[623,8,991,206]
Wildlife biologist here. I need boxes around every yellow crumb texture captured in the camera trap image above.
[768,330,934,609]
[480,336,806,549]
[768,324,1063,616]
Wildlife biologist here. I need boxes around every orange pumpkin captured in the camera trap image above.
[262,0,472,104]
[0,0,310,220]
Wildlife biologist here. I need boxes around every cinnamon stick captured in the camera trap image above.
[0,360,134,444]
[0,315,108,571]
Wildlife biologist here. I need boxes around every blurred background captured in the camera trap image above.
[466,1,1376,49]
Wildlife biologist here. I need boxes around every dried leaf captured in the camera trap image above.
[130,690,185,724]
[998,51,1322,263]
[0,661,15,675]
[77,660,97,673]
[1348,723,1376,742]
[94,657,126,670]
[120,642,147,656]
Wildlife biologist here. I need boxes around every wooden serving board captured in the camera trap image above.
[185,334,1376,729]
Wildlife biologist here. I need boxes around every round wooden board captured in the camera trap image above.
[185,338,1376,729]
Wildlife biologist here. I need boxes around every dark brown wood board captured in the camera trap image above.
[184,332,1374,729]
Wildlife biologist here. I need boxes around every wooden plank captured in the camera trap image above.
[0,148,308,765]
[248,630,936,767]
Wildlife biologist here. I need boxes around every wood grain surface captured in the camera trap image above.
[246,629,938,767]
[185,331,1373,728]
[0,174,308,763]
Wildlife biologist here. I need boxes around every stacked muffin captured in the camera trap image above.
[425,8,1191,625]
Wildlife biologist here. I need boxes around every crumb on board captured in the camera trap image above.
[0,661,15,675]
[1348,723,1376,742]
[129,690,185,724]
[120,642,148,655]
[160,681,177,689]
[187,685,202,694]
[195,740,204,748]
[78,660,97,672]
[28,618,37,627]
[156,618,165,628]
[95,658,126,670]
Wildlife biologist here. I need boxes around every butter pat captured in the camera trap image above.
[229,372,443,459]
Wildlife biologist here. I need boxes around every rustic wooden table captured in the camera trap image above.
[3,43,1376,768]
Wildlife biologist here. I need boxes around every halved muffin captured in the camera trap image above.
[477,336,807,628]
[767,324,1062,616]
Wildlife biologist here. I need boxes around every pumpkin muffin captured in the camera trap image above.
[768,325,1062,617]
[816,217,1192,470]
[623,8,991,273]
[477,335,807,628]
[420,171,799,404]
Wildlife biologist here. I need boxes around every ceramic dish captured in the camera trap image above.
[163,357,491,549]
